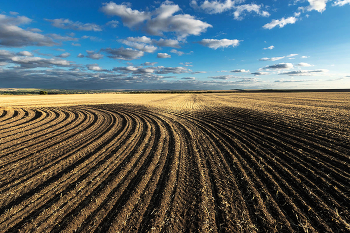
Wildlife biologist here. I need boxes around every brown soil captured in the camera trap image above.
[1,93,349,232]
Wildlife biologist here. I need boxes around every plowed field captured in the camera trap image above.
[1,93,350,232]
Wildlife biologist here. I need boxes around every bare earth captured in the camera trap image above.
[1,93,349,232]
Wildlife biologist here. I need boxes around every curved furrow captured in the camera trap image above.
[0,109,82,179]
[0,109,35,132]
[0,108,72,153]
[198,107,350,183]
[0,109,25,126]
[182,109,350,231]
[0,107,112,199]
[0,107,122,231]
[174,110,293,232]
[53,108,156,232]
[202,109,350,195]
[0,109,45,136]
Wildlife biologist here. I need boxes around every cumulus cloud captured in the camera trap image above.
[299,0,328,12]
[191,1,269,20]
[153,38,180,48]
[126,36,152,43]
[251,71,269,76]
[263,63,294,69]
[301,56,309,58]
[77,53,84,58]
[102,47,144,60]
[142,62,157,66]
[231,69,249,73]
[264,45,274,50]
[86,50,104,60]
[287,54,298,57]
[157,53,171,58]
[279,69,328,76]
[333,0,350,6]
[263,16,298,29]
[11,56,70,68]
[198,39,240,49]
[16,51,33,56]
[46,18,102,31]
[182,77,196,80]
[233,4,270,20]
[0,14,57,47]
[57,52,70,58]
[101,2,150,27]
[101,1,212,39]
[190,0,237,14]
[209,75,237,80]
[118,39,157,53]
[259,56,285,61]
[87,64,106,71]
[297,62,312,67]
[170,49,184,56]
[155,66,190,74]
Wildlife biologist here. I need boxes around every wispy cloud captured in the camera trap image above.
[198,39,240,49]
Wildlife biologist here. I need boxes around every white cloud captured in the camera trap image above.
[191,1,270,20]
[251,71,269,76]
[180,62,193,66]
[57,52,70,58]
[101,2,150,28]
[16,51,33,56]
[157,53,171,58]
[279,69,328,76]
[209,75,237,80]
[119,39,157,53]
[190,0,237,14]
[77,53,84,58]
[87,64,105,71]
[155,66,190,74]
[142,62,157,66]
[86,50,104,60]
[182,77,196,80]
[48,34,78,41]
[198,39,240,49]
[170,49,184,56]
[300,0,328,12]
[264,45,274,50]
[106,20,119,28]
[287,54,298,57]
[263,16,298,29]
[259,56,285,61]
[263,63,294,69]
[82,36,103,42]
[0,14,56,47]
[126,36,152,44]
[153,38,180,48]
[333,0,350,6]
[46,18,102,31]
[297,62,312,67]
[11,56,70,68]
[101,2,212,39]
[233,4,270,20]
[231,69,249,73]
[102,47,144,60]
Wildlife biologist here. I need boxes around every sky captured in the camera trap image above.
[0,0,349,90]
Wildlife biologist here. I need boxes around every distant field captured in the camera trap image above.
[1,93,350,232]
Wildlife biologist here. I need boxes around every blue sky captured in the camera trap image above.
[0,0,349,90]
